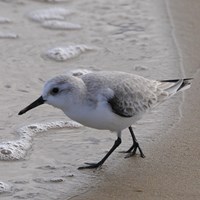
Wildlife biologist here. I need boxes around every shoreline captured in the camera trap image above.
[0,0,199,199]
[69,1,200,200]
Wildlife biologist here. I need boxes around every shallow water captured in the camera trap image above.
[0,0,183,199]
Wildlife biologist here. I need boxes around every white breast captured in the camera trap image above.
[64,101,144,132]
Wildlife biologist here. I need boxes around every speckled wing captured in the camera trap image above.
[81,71,161,118]
[107,83,156,117]
[107,77,160,118]
[108,77,193,118]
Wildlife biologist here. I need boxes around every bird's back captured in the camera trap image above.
[61,70,192,131]
[79,71,192,118]
[80,71,161,117]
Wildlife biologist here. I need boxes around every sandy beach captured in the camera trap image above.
[0,0,199,199]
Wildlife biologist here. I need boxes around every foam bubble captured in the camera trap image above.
[134,65,147,71]
[0,32,18,39]
[45,45,96,61]
[0,17,11,24]
[67,69,93,77]
[42,20,81,30]
[28,7,73,22]
[0,181,12,194]
[0,140,31,160]
[0,121,81,161]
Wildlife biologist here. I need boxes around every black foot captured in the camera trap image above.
[78,137,122,170]
[120,126,145,158]
[126,143,145,158]
[120,142,145,158]
[78,162,102,170]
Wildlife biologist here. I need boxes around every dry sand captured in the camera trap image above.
[0,0,199,200]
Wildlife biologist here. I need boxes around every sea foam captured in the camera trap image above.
[0,17,11,24]
[45,45,96,61]
[28,7,73,23]
[0,32,18,39]
[0,181,12,194]
[0,121,81,161]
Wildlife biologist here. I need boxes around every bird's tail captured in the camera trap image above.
[158,78,193,97]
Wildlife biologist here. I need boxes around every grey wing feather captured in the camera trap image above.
[107,79,158,118]
[108,95,134,117]
[81,71,159,118]
[80,71,192,118]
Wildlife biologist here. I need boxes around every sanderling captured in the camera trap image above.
[18,70,192,169]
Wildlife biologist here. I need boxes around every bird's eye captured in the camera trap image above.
[51,87,59,95]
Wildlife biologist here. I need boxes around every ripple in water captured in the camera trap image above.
[45,45,96,61]
[42,20,81,30]
[0,121,81,161]
[33,0,66,2]
[28,7,73,22]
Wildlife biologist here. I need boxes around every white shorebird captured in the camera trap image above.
[18,70,192,169]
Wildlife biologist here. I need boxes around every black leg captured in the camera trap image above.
[127,126,145,158]
[78,137,122,170]
[120,126,145,158]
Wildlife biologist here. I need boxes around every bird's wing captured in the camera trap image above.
[81,71,192,118]
[107,79,159,117]
[82,71,160,118]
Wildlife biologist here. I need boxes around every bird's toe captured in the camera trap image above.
[78,162,102,170]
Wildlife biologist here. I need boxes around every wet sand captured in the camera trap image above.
[0,0,199,199]
[71,1,200,200]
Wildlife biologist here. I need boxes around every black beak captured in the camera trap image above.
[18,96,45,115]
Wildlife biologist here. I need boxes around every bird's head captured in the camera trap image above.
[18,75,86,115]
